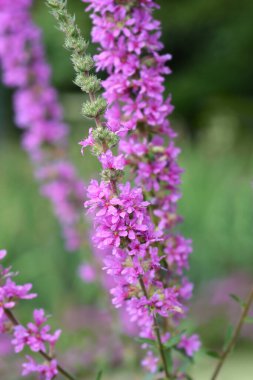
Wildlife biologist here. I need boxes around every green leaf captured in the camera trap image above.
[174,347,194,363]
[96,370,103,380]
[164,334,182,349]
[245,316,253,324]
[136,337,156,347]
[164,350,174,372]
[229,294,245,307]
[205,350,221,359]
[223,324,234,351]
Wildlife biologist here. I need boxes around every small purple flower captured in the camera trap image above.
[99,150,125,170]
[141,351,159,373]
[22,356,58,380]
[12,309,61,353]
[178,334,201,357]
[0,288,15,318]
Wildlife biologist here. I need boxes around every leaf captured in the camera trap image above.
[205,350,221,359]
[164,350,173,372]
[223,324,234,351]
[164,334,182,349]
[174,347,194,363]
[245,316,253,324]
[136,337,156,347]
[229,294,245,307]
[96,370,103,380]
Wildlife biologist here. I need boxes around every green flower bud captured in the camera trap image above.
[56,11,70,29]
[64,35,88,53]
[46,0,66,11]
[152,146,165,154]
[92,145,103,156]
[92,128,119,148]
[101,169,123,182]
[71,54,94,72]
[74,74,101,94]
[82,97,107,119]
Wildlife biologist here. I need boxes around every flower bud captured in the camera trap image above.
[82,97,107,119]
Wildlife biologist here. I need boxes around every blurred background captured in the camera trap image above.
[0,0,253,379]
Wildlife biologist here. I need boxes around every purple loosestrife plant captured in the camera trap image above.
[46,1,199,378]
[0,1,252,379]
[84,0,200,374]
[0,249,76,380]
[0,0,84,251]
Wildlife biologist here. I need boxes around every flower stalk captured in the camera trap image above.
[210,285,253,380]
[139,276,171,379]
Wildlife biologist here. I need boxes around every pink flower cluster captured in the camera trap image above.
[12,309,61,354]
[0,250,36,320]
[85,178,182,309]
[0,249,61,379]
[22,356,58,380]
[0,0,84,250]
[84,0,200,372]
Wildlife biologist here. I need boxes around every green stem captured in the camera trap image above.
[210,285,253,380]
[139,277,171,379]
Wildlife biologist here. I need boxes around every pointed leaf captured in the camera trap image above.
[96,370,103,380]
[206,350,221,359]
[229,294,245,307]
[164,350,173,372]
[164,334,182,349]
[136,337,156,347]
[174,347,194,363]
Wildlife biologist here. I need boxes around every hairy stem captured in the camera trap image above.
[210,285,253,380]
[4,309,77,380]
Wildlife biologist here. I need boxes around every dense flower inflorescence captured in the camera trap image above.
[0,249,65,380]
[0,0,84,250]
[84,0,200,374]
